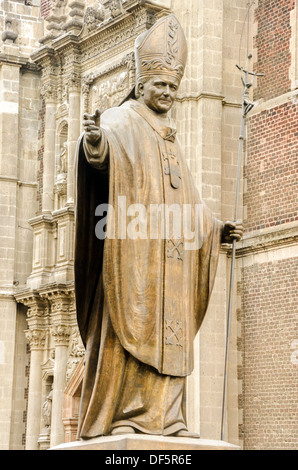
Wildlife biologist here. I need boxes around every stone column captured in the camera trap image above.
[20,294,48,450]
[25,329,46,450]
[50,324,71,448]
[66,73,81,206]
[48,291,72,447]
[41,84,57,213]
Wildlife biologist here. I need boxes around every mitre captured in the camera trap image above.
[135,13,188,83]
[120,14,188,104]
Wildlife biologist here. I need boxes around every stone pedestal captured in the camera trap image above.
[51,435,240,451]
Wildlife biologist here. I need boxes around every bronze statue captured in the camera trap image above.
[74,14,243,440]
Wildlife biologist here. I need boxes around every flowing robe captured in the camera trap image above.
[74,99,223,438]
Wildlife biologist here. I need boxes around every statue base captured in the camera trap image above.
[51,434,240,451]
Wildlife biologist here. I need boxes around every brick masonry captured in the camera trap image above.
[41,0,52,19]
[243,0,298,451]
[241,258,298,450]
[254,0,295,101]
[244,101,298,232]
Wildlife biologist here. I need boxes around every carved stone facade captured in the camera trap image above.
[0,0,297,451]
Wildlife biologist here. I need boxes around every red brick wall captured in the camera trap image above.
[254,0,295,101]
[244,101,298,232]
[242,0,298,451]
[41,0,52,19]
[241,258,298,450]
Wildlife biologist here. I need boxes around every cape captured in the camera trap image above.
[74,99,223,378]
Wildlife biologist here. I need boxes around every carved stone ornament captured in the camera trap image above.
[84,3,105,33]
[66,328,85,382]
[40,82,57,101]
[42,390,53,430]
[109,0,126,18]
[26,329,47,350]
[51,325,71,346]
[63,1,85,34]
[82,52,135,113]
[2,16,18,43]
[90,70,129,112]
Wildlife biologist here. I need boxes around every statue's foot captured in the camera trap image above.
[111,426,136,436]
[173,430,200,439]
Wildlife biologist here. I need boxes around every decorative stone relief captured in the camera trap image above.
[63,1,85,34]
[51,325,71,346]
[82,52,136,113]
[109,0,126,19]
[66,328,85,382]
[25,329,47,350]
[2,16,18,44]
[67,71,81,91]
[90,70,129,111]
[55,143,68,209]
[41,389,53,431]
[84,2,106,33]
[40,82,57,101]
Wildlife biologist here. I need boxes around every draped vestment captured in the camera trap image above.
[74,99,223,438]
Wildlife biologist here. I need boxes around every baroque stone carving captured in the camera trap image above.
[90,70,129,112]
[42,390,53,430]
[51,325,71,346]
[63,1,85,34]
[109,0,126,18]
[66,328,85,382]
[84,3,105,33]
[2,16,18,44]
[26,329,47,350]
[40,82,57,101]
[82,52,136,113]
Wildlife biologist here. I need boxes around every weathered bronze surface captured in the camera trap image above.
[74,14,243,441]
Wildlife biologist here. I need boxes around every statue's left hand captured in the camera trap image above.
[222,221,244,244]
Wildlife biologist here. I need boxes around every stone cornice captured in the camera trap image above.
[235,223,298,258]
[30,45,56,65]
[0,51,41,72]
[176,91,225,103]
[30,1,168,69]
[249,89,298,117]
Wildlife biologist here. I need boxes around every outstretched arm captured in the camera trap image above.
[82,109,109,171]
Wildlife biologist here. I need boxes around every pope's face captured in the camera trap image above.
[139,76,179,114]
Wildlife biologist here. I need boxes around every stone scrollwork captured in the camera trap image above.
[67,71,81,91]
[109,0,126,18]
[51,325,71,346]
[91,70,129,112]
[40,82,57,101]
[26,329,47,350]
[66,328,85,382]
[82,52,136,113]
[84,3,106,33]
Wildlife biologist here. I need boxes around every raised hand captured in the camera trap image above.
[83,109,101,146]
